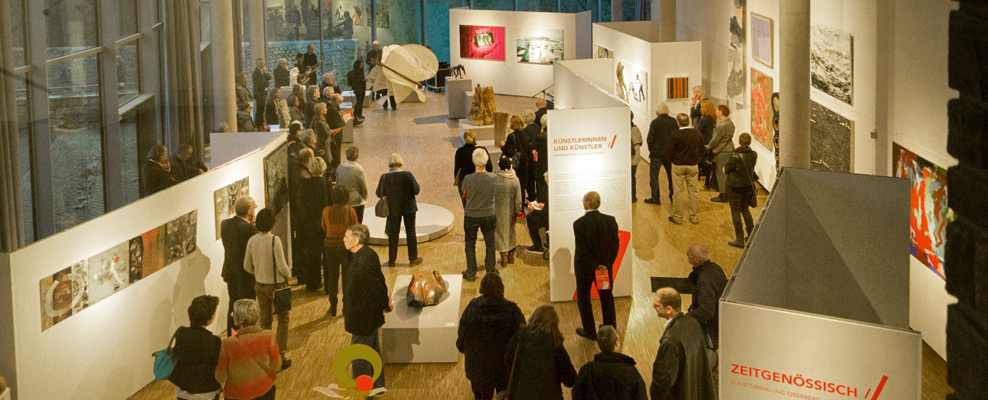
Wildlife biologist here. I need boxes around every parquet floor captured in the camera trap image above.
[131,91,949,399]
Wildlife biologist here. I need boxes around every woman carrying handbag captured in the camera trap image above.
[243,208,293,370]
[723,133,759,248]
[169,295,223,400]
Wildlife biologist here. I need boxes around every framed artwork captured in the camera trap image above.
[214,177,250,240]
[667,77,689,100]
[86,242,132,304]
[331,1,366,26]
[264,141,290,213]
[893,142,951,280]
[516,29,563,64]
[811,24,854,105]
[375,3,390,29]
[751,13,773,68]
[749,69,774,149]
[726,0,747,111]
[809,101,854,173]
[593,44,613,59]
[459,25,506,61]
[615,60,648,113]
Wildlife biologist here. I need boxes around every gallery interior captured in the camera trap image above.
[0,0,984,399]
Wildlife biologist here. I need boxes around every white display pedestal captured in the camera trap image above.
[464,92,475,118]
[342,90,373,107]
[459,121,495,143]
[362,204,455,246]
[446,77,473,119]
[381,274,463,363]
[342,118,354,143]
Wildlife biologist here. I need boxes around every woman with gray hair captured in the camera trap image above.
[216,299,282,400]
[243,209,292,371]
[454,129,493,206]
[274,58,291,88]
[298,157,331,291]
[376,153,423,267]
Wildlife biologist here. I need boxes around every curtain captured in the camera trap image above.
[0,0,26,252]
[164,0,205,158]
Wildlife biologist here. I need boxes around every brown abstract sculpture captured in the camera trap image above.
[469,85,496,126]
[406,269,449,307]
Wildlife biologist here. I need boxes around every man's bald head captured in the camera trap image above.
[687,242,710,266]
[536,97,547,108]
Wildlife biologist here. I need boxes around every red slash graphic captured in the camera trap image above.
[573,230,630,300]
[871,375,889,399]
[609,135,617,149]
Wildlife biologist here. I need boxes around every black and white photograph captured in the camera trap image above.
[810,101,854,173]
[811,24,854,105]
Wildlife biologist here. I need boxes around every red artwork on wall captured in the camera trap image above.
[459,25,506,61]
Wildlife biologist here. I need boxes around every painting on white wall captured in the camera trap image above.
[726,0,747,111]
[593,44,613,59]
[516,30,563,64]
[615,60,648,113]
[751,13,773,68]
[811,24,854,105]
[809,101,854,173]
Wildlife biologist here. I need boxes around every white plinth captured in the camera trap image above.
[382,274,462,363]
[342,90,373,107]
[446,78,472,119]
[363,204,455,246]
[459,121,495,143]
[342,118,354,143]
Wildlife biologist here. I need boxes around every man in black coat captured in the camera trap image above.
[169,144,202,183]
[457,274,525,399]
[645,102,679,205]
[376,154,423,267]
[534,97,550,132]
[685,242,727,349]
[573,191,620,340]
[343,224,392,393]
[253,58,272,127]
[326,95,347,171]
[689,85,708,128]
[650,288,717,400]
[572,325,648,400]
[525,172,549,254]
[142,145,176,197]
[302,44,320,86]
[220,197,258,335]
[522,111,541,201]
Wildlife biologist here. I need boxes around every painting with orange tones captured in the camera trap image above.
[893,142,951,279]
[750,68,773,149]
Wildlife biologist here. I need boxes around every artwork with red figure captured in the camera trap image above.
[459,25,506,61]
[893,142,951,280]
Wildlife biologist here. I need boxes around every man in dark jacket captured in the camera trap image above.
[457,274,526,399]
[572,325,648,400]
[169,144,202,183]
[253,58,272,127]
[645,102,679,205]
[525,172,549,254]
[343,224,392,393]
[684,242,727,349]
[142,145,176,196]
[689,85,708,127]
[220,197,258,335]
[235,73,252,110]
[522,110,540,200]
[573,191,620,341]
[650,288,717,400]
[667,113,707,225]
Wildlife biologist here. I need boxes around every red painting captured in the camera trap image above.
[459,25,505,61]
[893,143,951,279]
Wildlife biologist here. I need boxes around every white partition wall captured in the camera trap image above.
[0,134,289,400]
[449,9,592,96]
[547,107,633,302]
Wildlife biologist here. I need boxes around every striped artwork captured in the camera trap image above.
[667,77,689,99]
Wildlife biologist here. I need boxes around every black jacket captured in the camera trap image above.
[695,116,716,145]
[686,261,727,348]
[304,100,318,128]
[454,143,492,182]
[221,216,259,284]
[650,315,717,400]
[503,129,530,160]
[253,67,272,98]
[298,176,331,236]
[725,146,758,188]
[274,66,291,87]
[666,128,706,166]
[169,155,195,183]
[647,114,678,159]
[142,160,176,196]
[534,107,548,131]
[169,326,222,394]
[366,48,382,66]
[573,210,620,279]
[343,245,390,336]
[572,352,648,400]
[456,296,526,385]
[533,129,548,175]
[505,327,578,400]
[348,68,366,92]
[376,170,420,216]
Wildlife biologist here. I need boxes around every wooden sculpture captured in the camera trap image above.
[406,269,449,307]
[469,85,496,126]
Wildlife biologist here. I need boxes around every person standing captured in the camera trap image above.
[142,145,176,196]
[645,103,678,205]
[501,115,531,202]
[456,274,526,400]
[343,224,392,393]
[243,209,292,370]
[169,144,200,183]
[573,191,619,341]
[235,73,252,110]
[253,58,272,128]
[304,85,321,128]
[236,103,255,132]
[494,157,522,268]
[319,73,342,98]
[454,130,492,206]
[708,105,736,203]
[311,102,334,167]
[649,288,717,400]
[689,85,708,128]
[335,146,368,223]
[696,100,718,190]
[326,94,346,172]
[521,110,540,200]
[725,133,758,248]
[347,59,367,124]
[322,185,358,317]
[630,111,643,203]
[170,295,222,400]
[532,115,550,203]
[265,89,286,129]
[504,305,577,400]
[302,44,320,86]
[216,299,282,400]
[461,148,498,282]
[376,153,423,267]
[571,325,648,400]
[298,157,331,291]
[667,113,707,225]
[534,97,549,132]
[684,242,727,352]
[221,197,259,336]
[274,58,291,88]
[525,172,549,254]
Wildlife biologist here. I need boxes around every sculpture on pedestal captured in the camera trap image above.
[407,269,448,307]
[469,85,496,126]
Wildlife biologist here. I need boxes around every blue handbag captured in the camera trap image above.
[151,331,178,380]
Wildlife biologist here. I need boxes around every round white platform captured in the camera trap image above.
[363,203,455,246]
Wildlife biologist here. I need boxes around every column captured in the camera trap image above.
[212,0,237,130]
[657,0,676,41]
[612,0,622,22]
[779,0,811,169]
[247,0,267,65]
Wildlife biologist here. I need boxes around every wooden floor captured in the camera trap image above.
[131,91,949,399]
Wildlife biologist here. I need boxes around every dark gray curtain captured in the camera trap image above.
[164,0,205,158]
[0,0,26,252]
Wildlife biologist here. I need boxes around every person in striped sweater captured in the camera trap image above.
[216,299,282,400]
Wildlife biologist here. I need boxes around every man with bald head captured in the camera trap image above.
[573,191,620,340]
[650,288,716,400]
[221,196,258,335]
[685,242,727,349]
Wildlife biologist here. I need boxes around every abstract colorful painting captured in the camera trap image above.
[615,60,648,114]
[516,29,563,64]
[87,242,132,304]
[214,177,250,240]
[459,25,505,61]
[893,142,951,279]
[264,141,290,213]
[165,210,199,265]
[593,44,612,59]
[750,69,774,149]
[667,77,689,100]
[140,225,166,278]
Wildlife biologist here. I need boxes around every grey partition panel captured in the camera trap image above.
[724,178,788,308]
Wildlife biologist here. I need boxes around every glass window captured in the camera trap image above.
[47,55,105,233]
[45,0,100,60]
[473,0,514,11]
[623,0,635,21]
[119,113,140,205]
[517,0,557,12]
[376,0,422,46]
[11,0,27,67]
[599,0,610,21]
[117,0,139,38]
[15,75,34,244]
[117,41,141,104]
[561,0,597,22]
[424,0,456,63]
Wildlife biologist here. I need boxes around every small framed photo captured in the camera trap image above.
[751,13,774,68]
